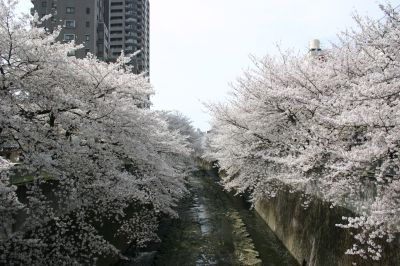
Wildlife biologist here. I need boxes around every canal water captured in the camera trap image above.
[122,168,298,266]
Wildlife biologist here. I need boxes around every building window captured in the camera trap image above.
[65,20,76,28]
[51,2,56,8]
[63,34,75,41]
[67,50,76,56]
[66,7,75,14]
[85,35,90,41]
[86,7,90,14]
[86,21,90,27]
[41,1,47,7]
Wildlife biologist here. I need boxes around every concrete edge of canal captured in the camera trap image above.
[254,188,400,266]
[199,159,400,266]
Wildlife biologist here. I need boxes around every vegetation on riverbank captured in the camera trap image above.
[206,4,400,261]
[0,1,201,264]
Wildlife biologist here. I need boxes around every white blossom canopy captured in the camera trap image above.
[206,4,400,261]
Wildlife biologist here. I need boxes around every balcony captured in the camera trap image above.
[126,17,136,23]
[125,39,136,44]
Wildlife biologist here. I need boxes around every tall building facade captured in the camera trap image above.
[31,0,149,75]
[109,0,150,75]
[31,0,110,60]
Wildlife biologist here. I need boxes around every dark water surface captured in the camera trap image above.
[122,168,298,266]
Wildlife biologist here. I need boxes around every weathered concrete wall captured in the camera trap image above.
[255,188,400,266]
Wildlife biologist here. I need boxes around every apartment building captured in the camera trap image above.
[31,0,110,60]
[109,0,150,75]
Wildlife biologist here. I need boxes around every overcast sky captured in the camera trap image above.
[17,0,396,130]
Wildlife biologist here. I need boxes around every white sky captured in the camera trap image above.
[17,0,397,130]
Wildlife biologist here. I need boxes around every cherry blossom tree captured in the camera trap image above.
[0,0,192,264]
[159,110,204,157]
[206,4,400,261]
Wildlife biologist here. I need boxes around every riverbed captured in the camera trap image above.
[121,168,298,266]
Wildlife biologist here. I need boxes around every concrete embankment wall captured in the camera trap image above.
[254,188,400,266]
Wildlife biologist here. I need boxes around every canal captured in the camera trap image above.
[121,167,299,266]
